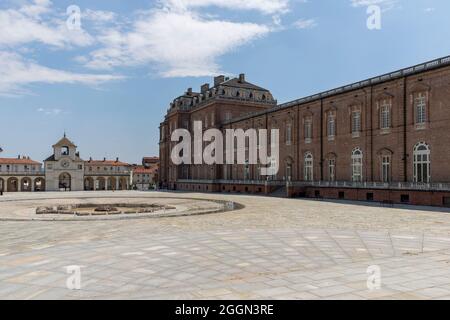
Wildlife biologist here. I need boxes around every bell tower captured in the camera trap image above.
[53,133,78,161]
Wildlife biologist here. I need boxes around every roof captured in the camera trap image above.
[86,160,130,167]
[143,157,159,164]
[52,135,77,148]
[223,54,450,125]
[221,77,268,91]
[44,154,84,162]
[133,166,158,174]
[0,157,41,165]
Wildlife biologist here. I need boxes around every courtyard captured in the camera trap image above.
[1,191,450,299]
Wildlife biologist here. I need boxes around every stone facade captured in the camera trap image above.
[0,135,132,192]
[159,57,450,207]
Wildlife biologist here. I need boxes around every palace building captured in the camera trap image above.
[0,135,132,192]
[159,55,450,207]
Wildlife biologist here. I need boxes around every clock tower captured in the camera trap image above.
[44,134,85,191]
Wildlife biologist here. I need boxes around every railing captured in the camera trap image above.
[85,172,131,177]
[291,181,450,191]
[176,179,450,191]
[177,179,284,186]
[0,171,45,176]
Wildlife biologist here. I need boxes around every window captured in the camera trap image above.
[286,123,292,145]
[244,160,250,180]
[328,159,336,182]
[380,100,391,130]
[304,118,312,143]
[352,111,361,136]
[381,155,391,183]
[327,112,336,139]
[415,93,427,125]
[352,148,363,182]
[61,146,69,156]
[304,152,313,182]
[413,142,431,183]
[286,160,292,181]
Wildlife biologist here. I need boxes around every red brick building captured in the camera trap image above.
[159,56,450,207]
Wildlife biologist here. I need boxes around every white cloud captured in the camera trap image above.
[293,18,317,29]
[83,8,271,77]
[0,51,124,96]
[350,0,398,10]
[37,107,63,115]
[0,0,94,48]
[163,0,290,15]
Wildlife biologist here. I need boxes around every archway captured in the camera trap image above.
[21,177,32,192]
[119,177,128,190]
[107,177,116,190]
[34,178,45,192]
[84,177,94,191]
[97,177,106,191]
[59,173,71,191]
[7,177,19,192]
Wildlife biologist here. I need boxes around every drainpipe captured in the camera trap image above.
[320,98,324,181]
[370,86,374,182]
[403,77,408,182]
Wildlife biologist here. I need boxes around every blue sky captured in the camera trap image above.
[1,0,449,164]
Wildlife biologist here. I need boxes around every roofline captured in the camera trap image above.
[222,55,450,125]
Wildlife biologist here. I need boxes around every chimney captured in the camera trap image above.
[186,88,193,95]
[89,157,92,161]
[201,83,210,93]
[239,73,245,83]
[116,157,119,162]
[214,75,225,86]
[17,155,20,159]
[103,157,106,162]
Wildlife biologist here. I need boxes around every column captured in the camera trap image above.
[116,177,119,191]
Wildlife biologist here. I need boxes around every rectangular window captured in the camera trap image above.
[327,114,336,138]
[304,119,312,142]
[381,155,391,183]
[352,111,361,134]
[380,101,391,129]
[286,124,292,145]
[415,93,427,124]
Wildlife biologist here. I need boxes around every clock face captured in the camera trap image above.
[61,160,70,168]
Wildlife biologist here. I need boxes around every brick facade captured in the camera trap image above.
[159,57,450,207]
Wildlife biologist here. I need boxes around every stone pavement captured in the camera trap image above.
[1,191,450,300]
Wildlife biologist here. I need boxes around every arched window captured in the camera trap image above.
[381,155,391,183]
[413,142,431,183]
[304,152,313,182]
[285,158,293,181]
[244,160,250,180]
[352,148,363,182]
[328,158,336,182]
